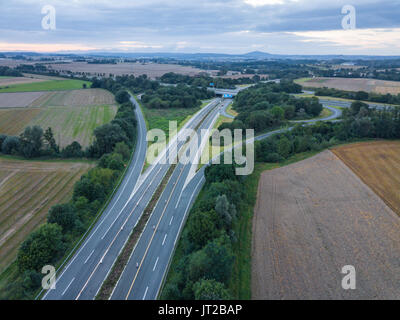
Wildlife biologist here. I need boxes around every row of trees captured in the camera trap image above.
[141,84,214,109]
[162,163,247,300]
[314,87,400,105]
[255,103,400,163]
[220,81,322,134]
[0,66,23,77]
[1,126,59,158]
[159,72,257,88]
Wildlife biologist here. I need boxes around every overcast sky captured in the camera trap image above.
[0,0,399,55]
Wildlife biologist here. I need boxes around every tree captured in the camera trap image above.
[193,279,231,300]
[62,141,83,158]
[17,223,64,272]
[188,234,234,284]
[114,142,130,161]
[1,136,20,154]
[92,123,128,157]
[19,126,43,158]
[44,127,59,154]
[215,195,237,230]
[187,210,218,249]
[277,136,292,159]
[115,90,130,104]
[47,203,76,232]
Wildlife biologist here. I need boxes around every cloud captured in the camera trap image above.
[0,0,399,54]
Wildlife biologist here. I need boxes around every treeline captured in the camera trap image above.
[91,74,159,94]
[141,84,214,109]
[0,66,23,77]
[255,103,400,163]
[0,126,63,159]
[159,72,257,88]
[314,87,400,105]
[162,163,248,300]
[220,81,322,133]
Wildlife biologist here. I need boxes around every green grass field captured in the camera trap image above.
[29,105,117,148]
[0,79,91,93]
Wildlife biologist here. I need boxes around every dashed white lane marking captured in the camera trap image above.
[142,286,149,300]
[84,250,94,264]
[169,216,174,226]
[153,257,159,271]
[162,234,167,246]
[62,278,75,296]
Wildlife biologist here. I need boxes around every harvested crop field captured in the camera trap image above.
[30,105,117,148]
[0,157,95,272]
[252,150,400,300]
[0,104,117,147]
[332,141,400,216]
[32,88,116,107]
[0,77,45,87]
[0,91,48,108]
[47,62,204,79]
[298,77,400,95]
[0,108,43,135]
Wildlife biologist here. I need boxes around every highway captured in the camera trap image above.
[110,100,231,300]
[42,88,345,300]
[42,96,221,300]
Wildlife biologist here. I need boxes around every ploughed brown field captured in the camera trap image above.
[0,158,95,273]
[300,77,400,95]
[252,149,400,300]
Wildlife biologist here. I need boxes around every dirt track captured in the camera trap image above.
[252,150,400,300]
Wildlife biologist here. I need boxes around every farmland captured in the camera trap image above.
[32,105,117,147]
[0,157,95,273]
[0,77,45,87]
[252,150,400,300]
[0,92,48,108]
[0,79,91,93]
[296,77,400,95]
[332,141,400,216]
[31,88,115,107]
[47,62,204,79]
[0,89,117,148]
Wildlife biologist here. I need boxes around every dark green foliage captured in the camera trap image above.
[1,136,20,154]
[19,126,44,158]
[141,84,214,109]
[193,279,231,300]
[61,141,83,158]
[47,204,76,232]
[43,127,59,154]
[17,224,64,272]
[115,90,130,104]
[221,81,321,134]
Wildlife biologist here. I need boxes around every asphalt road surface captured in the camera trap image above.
[110,100,229,300]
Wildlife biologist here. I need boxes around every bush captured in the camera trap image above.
[47,204,77,233]
[2,136,20,154]
[17,223,64,272]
